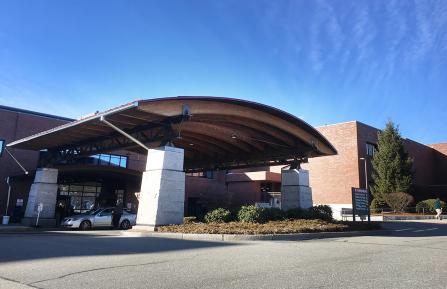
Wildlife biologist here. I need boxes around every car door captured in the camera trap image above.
[93,208,113,227]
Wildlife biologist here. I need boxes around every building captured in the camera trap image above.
[1,104,446,223]
[301,121,447,216]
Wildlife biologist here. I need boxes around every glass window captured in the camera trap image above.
[69,185,84,193]
[0,139,4,156]
[204,170,214,179]
[70,197,82,213]
[99,154,111,165]
[110,155,121,166]
[58,182,102,213]
[85,154,128,168]
[100,208,113,216]
[81,197,96,211]
[366,143,376,157]
[121,157,127,168]
[84,186,97,193]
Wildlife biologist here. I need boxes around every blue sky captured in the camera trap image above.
[0,0,446,144]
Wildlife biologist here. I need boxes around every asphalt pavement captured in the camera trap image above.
[1,220,447,289]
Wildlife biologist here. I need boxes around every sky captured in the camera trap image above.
[0,0,446,144]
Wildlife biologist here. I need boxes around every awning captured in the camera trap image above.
[7,96,337,171]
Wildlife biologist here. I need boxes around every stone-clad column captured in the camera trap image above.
[22,168,58,227]
[281,169,313,210]
[135,146,185,231]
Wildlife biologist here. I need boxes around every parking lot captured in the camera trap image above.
[0,221,446,289]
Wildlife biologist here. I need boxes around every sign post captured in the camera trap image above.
[351,188,370,223]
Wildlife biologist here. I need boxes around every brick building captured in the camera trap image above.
[1,105,446,222]
[301,121,447,216]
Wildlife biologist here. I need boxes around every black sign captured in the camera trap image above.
[352,187,370,222]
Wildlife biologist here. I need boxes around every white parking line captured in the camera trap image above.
[413,228,438,233]
[394,228,414,232]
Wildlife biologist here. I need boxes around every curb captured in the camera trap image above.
[121,229,390,241]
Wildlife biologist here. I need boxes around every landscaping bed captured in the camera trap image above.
[157,219,381,235]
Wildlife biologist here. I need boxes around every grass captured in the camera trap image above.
[157,219,381,235]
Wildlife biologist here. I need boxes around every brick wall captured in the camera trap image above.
[0,108,70,215]
[302,121,361,205]
[429,143,447,185]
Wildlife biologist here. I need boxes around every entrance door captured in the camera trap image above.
[93,208,113,227]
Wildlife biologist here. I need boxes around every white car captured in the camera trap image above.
[62,207,136,230]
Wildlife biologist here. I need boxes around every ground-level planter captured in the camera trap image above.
[122,229,389,241]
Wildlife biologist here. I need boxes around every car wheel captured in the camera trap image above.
[120,219,131,230]
[80,220,92,230]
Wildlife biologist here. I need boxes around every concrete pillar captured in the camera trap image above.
[280,169,313,210]
[135,146,185,231]
[22,168,58,227]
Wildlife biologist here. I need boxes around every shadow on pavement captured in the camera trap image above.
[0,233,243,263]
[378,220,447,238]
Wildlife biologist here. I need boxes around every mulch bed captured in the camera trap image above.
[157,219,381,235]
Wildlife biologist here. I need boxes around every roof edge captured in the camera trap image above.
[0,104,74,122]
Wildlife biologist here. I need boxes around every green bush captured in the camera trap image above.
[264,208,286,221]
[237,205,268,223]
[416,199,446,214]
[370,198,386,213]
[228,207,240,221]
[285,206,332,221]
[286,208,311,220]
[204,208,233,223]
[310,205,333,221]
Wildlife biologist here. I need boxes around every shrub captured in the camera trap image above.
[286,208,311,220]
[264,208,286,221]
[416,199,446,214]
[370,198,386,213]
[228,207,240,221]
[384,192,414,212]
[204,208,233,223]
[237,205,268,223]
[183,216,197,224]
[310,205,333,221]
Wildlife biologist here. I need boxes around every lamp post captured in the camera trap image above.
[360,157,371,223]
[359,157,368,190]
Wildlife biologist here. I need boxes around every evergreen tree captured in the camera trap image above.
[371,121,413,204]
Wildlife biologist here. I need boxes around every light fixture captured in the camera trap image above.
[231,134,237,139]
[189,143,194,146]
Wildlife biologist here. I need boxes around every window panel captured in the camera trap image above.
[121,157,127,168]
[99,154,111,165]
[110,155,121,166]
[0,139,4,156]
[366,143,376,157]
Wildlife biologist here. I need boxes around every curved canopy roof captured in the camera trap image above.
[8,96,336,171]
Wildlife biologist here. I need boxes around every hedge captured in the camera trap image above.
[202,205,334,224]
[416,199,446,214]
